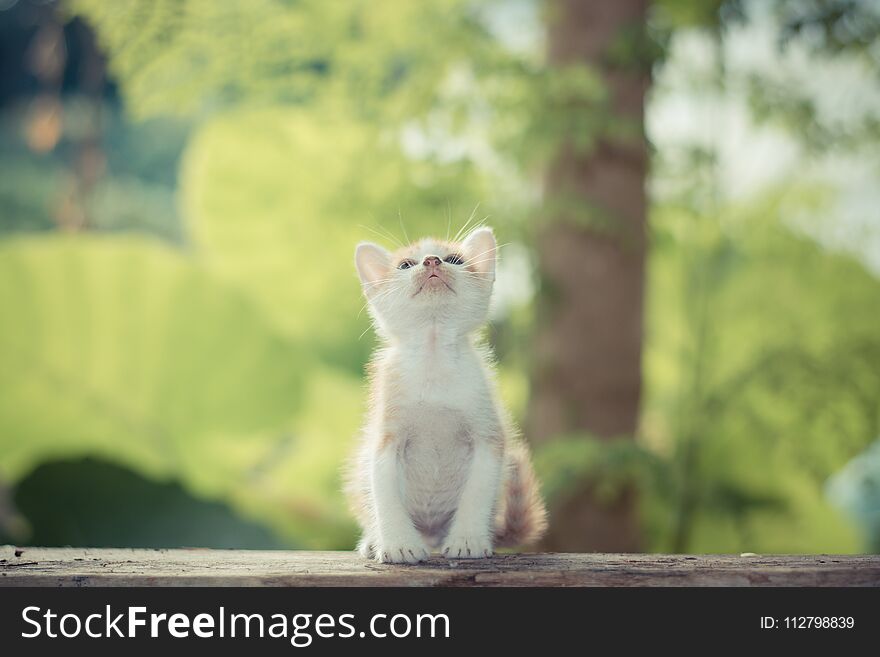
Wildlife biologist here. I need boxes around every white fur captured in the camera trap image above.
[348,228,541,563]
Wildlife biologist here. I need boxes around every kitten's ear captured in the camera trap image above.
[355,242,392,291]
[462,227,496,280]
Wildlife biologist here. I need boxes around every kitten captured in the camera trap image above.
[346,226,547,563]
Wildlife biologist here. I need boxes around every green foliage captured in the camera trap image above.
[8,457,287,549]
[640,191,880,553]
[746,73,880,153]
[0,236,303,479]
[66,0,485,122]
[0,234,368,548]
[534,435,665,506]
[651,0,742,31]
[0,155,61,234]
[775,0,880,60]
[828,440,880,550]
[0,100,188,242]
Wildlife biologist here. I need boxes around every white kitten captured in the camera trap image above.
[346,226,547,563]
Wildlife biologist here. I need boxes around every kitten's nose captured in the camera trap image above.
[423,255,442,268]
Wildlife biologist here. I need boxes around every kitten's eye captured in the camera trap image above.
[397,259,416,270]
[444,253,464,265]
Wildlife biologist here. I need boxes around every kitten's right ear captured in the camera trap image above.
[355,242,392,291]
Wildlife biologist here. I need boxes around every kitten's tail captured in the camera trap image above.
[494,441,548,548]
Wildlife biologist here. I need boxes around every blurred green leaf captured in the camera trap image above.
[0,235,304,483]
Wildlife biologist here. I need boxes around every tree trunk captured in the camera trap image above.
[528,0,649,552]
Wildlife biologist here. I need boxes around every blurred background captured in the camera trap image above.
[0,0,878,554]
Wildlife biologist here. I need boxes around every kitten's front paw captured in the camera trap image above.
[441,535,493,559]
[357,535,375,559]
[375,537,430,564]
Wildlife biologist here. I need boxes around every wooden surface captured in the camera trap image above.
[2,547,878,586]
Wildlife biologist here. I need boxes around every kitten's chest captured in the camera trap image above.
[391,346,485,409]
[396,406,473,544]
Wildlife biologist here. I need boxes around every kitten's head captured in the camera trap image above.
[355,227,497,339]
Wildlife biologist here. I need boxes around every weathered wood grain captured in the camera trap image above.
[1,546,877,587]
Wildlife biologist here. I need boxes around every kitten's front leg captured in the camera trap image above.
[442,439,502,559]
[371,439,430,564]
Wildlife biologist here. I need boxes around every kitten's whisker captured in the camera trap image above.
[453,203,481,242]
[357,285,400,318]
[378,226,407,249]
[456,214,493,245]
[362,277,398,288]
[380,220,408,248]
[461,242,510,267]
[358,224,404,249]
[398,208,410,244]
[460,261,496,270]
[359,285,394,301]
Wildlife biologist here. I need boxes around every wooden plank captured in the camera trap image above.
[1,546,878,587]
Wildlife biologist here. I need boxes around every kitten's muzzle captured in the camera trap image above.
[423,256,448,286]
[413,256,455,295]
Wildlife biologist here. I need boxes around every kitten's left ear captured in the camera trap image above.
[462,227,496,280]
[355,242,392,292]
